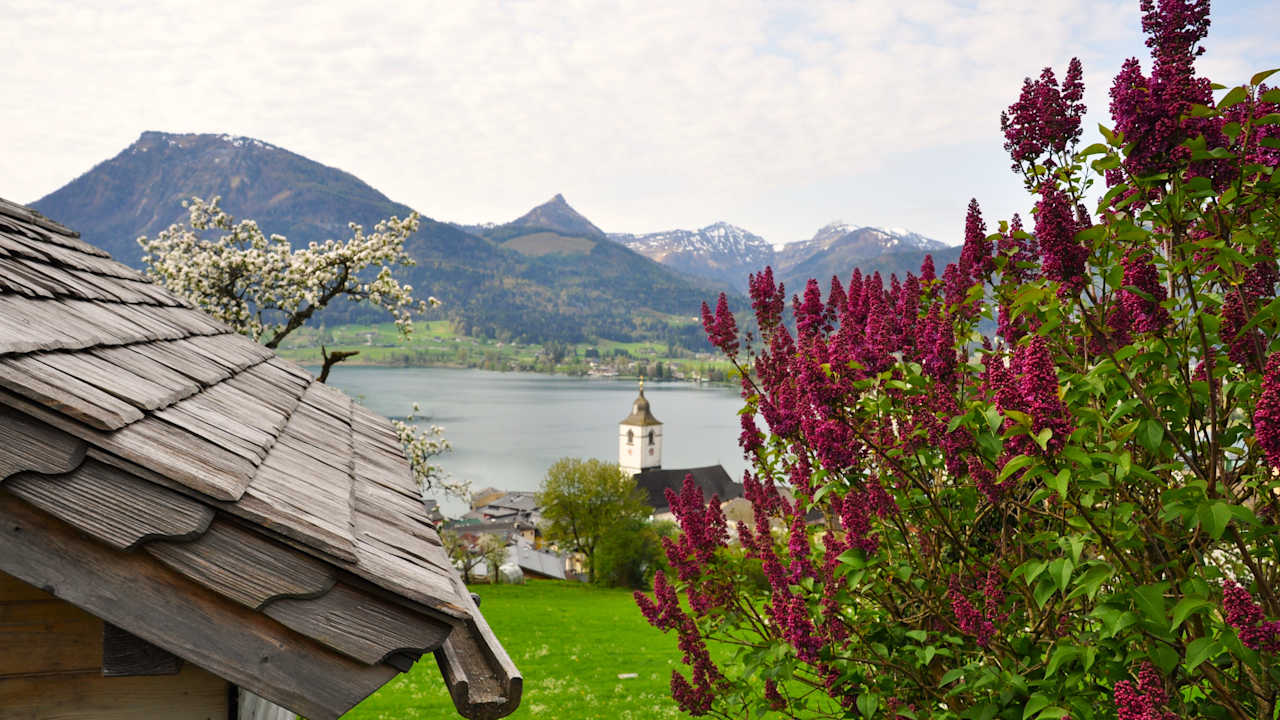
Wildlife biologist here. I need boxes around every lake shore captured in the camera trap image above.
[319,366,748,517]
[277,321,739,383]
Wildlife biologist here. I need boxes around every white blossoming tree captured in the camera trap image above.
[139,196,466,499]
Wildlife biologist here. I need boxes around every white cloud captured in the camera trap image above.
[1,0,1275,245]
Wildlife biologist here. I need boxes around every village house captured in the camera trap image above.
[0,198,520,720]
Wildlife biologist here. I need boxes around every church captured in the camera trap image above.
[618,380,743,516]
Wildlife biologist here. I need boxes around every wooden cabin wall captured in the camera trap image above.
[0,569,229,720]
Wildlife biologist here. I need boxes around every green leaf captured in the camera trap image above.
[1251,68,1279,86]
[984,405,1004,433]
[1023,694,1051,720]
[1095,607,1138,639]
[905,629,928,643]
[1034,578,1057,608]
[1117,451,1132,478]
[1004,409,1033,428]
[1137,420,1165,454]
[999,454,1035,483]
[1184,636,1223,672]
[1152,644,1180,673]
[1046,469,1070,499]
[1218,86,1248,110]
[1034,427,1053,452]
[1037,709,1072,720]
[1197,501,1231,539]
[1045,645,1081,677]
[1171,598,1212,631]
[940,667,965,685]
[1014,559,1048,586]
[1068,534,1084,564]
[1050,557,1075,592]
[1133,583,1169,631]
[1068,564,1114,600]
[857,691,879,719]
[1061,445,1091,468]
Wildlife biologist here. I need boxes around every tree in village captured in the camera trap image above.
[595,517,677,590]
[638,2,1280,718]
[442,529,509,585]
[537,457,652,584]
[442,529,487,584]
[139,197,463,498]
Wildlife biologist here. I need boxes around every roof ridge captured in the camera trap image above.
[0,197,80,238]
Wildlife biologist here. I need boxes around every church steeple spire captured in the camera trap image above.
[619,378,662,474]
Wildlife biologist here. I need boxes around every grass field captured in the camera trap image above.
[343,581,691,719]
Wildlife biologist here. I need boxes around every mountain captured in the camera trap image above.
[775,223,954,292]
[507,193,605,238]
[609,222,774,294]
[29,133,738,348]
[607,216,955,297]
[31,131,420,267]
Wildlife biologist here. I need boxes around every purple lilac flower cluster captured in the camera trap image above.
[1256,352,1280,469]
[1035,184,1089,293]
[700,293,739,357]
[634,476,733,715]
[985,335,1074,467]
[1221,289,1268,371]
[959,198,994,286]
[1109,0,1215,179]
[947,575,997,647]
[1223,83,1280,167]
[1001,58,1086,174]
[1116,251,1171,335]
[1113,663,1178,720]
[1223,579,1280,652]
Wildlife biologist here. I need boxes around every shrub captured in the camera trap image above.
[638,2,1280,718]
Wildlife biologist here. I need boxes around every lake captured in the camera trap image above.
[321,367,749,516]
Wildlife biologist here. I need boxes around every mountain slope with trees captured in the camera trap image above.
[30,132,738,348]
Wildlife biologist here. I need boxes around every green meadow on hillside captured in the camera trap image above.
[344,582,691,719]
[275,321,737,380]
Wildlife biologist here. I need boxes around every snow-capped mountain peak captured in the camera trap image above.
[608,222,774,293]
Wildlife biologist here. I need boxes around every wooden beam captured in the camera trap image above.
[102,623,183,677]
[0,493,398,720]
[0,662,227,720]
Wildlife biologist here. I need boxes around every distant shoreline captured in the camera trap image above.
[295,358,737,386]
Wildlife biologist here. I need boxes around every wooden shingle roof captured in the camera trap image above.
[0,197,520,719]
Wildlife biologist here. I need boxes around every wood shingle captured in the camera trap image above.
[0,198,520,720]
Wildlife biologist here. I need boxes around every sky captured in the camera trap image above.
[2,1,1277,248]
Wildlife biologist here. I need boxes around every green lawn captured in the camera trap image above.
[343,581,691,719]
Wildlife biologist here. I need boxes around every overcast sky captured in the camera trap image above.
[3,1,1277,247]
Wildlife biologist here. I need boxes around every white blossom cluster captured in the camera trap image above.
[138,196,436,349]
[140,197,463,497]
[393,404,468,499]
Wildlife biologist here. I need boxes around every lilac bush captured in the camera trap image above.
[638,2,1280,718]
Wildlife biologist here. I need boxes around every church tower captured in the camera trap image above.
[619,379,662,475]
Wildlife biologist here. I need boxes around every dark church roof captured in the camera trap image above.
[619,381,662,427]
[0,197,519,720]
[635,465,742,512]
